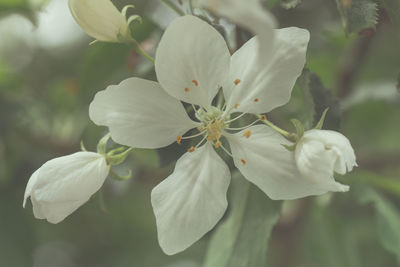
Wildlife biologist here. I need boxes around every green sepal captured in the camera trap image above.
[282,143,297,152]
[80,140,87,152]
[106,147,133,166]
[127,15,143,26]
[97,133,111,155]
[89,40,99,46]
[122,4,135,18]
[290,119,305,140]
[109,168,132,181]
[314,108,329,130]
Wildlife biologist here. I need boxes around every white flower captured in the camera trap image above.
[89,15,328,255]
[295,129,357,192]
[197,0,277,63]
[23,152,110,224]
[68,0,136,43]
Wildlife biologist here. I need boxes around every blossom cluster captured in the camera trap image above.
[23,0,357,255]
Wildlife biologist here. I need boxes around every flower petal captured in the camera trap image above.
[155,15,230,108]
[89,78,199,149]
[29,152,109,223]
[68,0,128,42]
[199,0,276,63]
[225,125,344,200]
[225,27,310,114]
[151,143,230,255]
[299,129,357,174]
[23,169,39,208]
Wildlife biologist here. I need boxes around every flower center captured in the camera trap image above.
[195,106,227,142]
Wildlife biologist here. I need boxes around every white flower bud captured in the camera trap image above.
[68,0,131,43]
[295,129,357,192]
[23,152,110,224]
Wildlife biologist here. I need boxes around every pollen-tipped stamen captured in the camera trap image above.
[226,118,260,131]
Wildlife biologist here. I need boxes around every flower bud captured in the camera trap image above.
[295,129,357,192]
[23,152,110,224]
[68,0,133,43]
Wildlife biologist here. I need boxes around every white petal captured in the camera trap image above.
[155,15,230,108]
[295,139,349,192]
[300,129,357,174]
[225,125,344,200]
[89,77,199,149]
[29,152,109,224]
[68,0,128,42]
[198,0,276,64]
[23,169,40,208]
[225,28,310,114]
[151,143,230,255]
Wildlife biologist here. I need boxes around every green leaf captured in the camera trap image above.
[380,0,400,30]
[298,69,341,130]
[397,72,400,92]
[335,0,378,34]
[280,0,302,9]
[204,172,282,267]
[132,148,160,168]
[356,187,400,264]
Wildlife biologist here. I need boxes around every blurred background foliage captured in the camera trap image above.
[0,0,399,266]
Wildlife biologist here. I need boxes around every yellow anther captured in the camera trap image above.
[192,80,199,86]
[243,130,252,138]
[176,136,182,144]
[206,120,224,141]
[214,140,222,148]
[254,98,259,102]
[234,103,240,109]
[234,79,241,85]
[188,146,195,152]
[240,159,246,165]
[184,87,190,92]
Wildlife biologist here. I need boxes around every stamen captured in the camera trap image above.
[226,118,260,131]
[234,103,240,109]
[225,112,246,124]
[192,80,198,86]
[188,146,195,152]
[176,136,182,144]
[181,130,207,140]
[195,134,208,148]
[214,140,222,148]
[240,159,247,165]
[219,143,233,157]
[184,87,190,92]
[260,115,267,121]
[234,79,241,85]
[243,130,252,138]
[254,98,259,102]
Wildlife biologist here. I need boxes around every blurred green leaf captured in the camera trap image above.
[204,172,282,267]
[381,0,400,30]
[357,186,400,264]
[298,69,341,130]
[280,0,302,9]
[131,148,160,168]
[335,0,378,34]
[397,72,400,92]
[0,0,50,25]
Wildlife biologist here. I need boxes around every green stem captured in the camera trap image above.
[132,40,154,63]
[257,115,292,139]
[160,0,185,16]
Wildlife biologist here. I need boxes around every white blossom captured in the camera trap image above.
[68,0,134,43]
[295,129,357,192]
[89,15,331,255]
[23,152,110,224]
